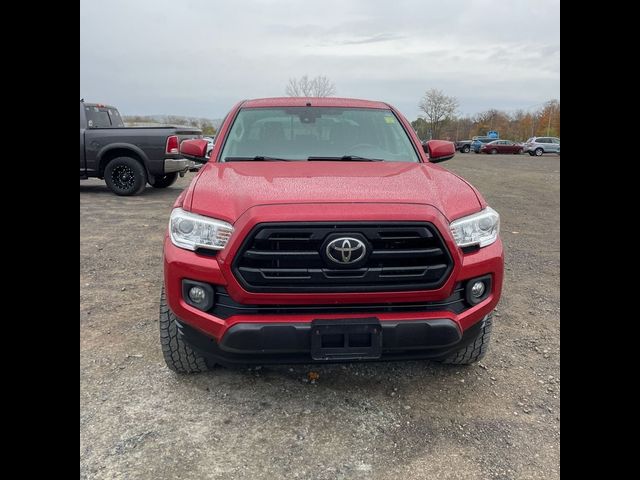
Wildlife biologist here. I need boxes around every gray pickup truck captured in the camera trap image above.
[80,100,201,195]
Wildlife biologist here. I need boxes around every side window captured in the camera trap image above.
[552,138,560,144]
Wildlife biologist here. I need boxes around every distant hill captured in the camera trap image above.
[123,115,221,135]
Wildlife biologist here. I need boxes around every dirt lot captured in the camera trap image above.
[80,153,559,480]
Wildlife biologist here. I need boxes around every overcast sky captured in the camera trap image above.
[80,0,559,120]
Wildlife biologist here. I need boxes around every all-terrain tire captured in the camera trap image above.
[150,172,179,188]
[437,314,493,365]
[159,287,211,373]
[104,156,147,196]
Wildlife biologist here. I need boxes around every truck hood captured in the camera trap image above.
[188,162,482,223]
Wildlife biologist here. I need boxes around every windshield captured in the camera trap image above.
[219,107,420,162]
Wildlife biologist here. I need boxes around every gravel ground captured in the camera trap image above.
[80,153,560,480]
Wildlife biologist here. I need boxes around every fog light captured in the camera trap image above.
[464,275,491,306]
[188,286,206,304]
[471,281,486,298]
[182,280,215,311]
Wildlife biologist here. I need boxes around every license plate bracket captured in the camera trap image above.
[310,318,382,361]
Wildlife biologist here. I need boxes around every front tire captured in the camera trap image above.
[490,149,498,154]
[150,172,179,188]
[462,145,470,153]
[104,157,147,196]
[534,148,544,156]
[436,314,493,365]
[159,287,211,374]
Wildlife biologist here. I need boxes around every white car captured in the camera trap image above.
[523,137,560,156]
[203,136,215,157]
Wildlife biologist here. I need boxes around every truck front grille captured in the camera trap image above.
[232,222,453,293]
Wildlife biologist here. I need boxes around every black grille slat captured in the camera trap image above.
[370,248,443,259]
[244,249,320,258]
[232,222,453,293]
[210,285,467,318]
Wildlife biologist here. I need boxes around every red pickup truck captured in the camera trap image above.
[160,97,503,373]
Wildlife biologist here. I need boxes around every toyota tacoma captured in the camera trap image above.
[160,97,503,373]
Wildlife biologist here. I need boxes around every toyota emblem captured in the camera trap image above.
[325,237,367,265]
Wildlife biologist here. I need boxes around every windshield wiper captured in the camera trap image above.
[224,156,297,162]
[307,155,383,162]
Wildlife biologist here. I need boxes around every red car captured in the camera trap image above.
[161,97,504,373]
[480,140,523,154]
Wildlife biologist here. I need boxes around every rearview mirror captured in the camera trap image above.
[423,140,455,163]
[180,139,209,163]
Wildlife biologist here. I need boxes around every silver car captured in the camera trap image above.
[523,137,560,156]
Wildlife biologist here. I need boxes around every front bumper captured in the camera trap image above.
[175,314,490,365]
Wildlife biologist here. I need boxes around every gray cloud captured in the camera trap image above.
[339,33,405,45]
[80,0,559,119]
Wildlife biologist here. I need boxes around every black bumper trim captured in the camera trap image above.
[175,317,483,366]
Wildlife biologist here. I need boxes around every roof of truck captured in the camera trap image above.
[241,97,391,109]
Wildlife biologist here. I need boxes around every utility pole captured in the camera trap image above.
[547,105,554,136]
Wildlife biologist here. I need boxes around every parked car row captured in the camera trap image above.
[454,135,560,156]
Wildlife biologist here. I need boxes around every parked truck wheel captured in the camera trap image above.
[150,172,179,189]
[104,157,147,196]
[436,314,493,365]
[462,145,470,153]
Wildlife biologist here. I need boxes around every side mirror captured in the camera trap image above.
[423,140,455,163]
[180,139,209,163]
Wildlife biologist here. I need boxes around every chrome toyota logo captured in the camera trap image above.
[326,237,367,265]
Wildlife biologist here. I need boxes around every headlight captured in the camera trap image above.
[450,207,500,248]
[169,208,233,251]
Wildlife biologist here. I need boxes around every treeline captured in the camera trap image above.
[411,99,560,142]
[123,115,218,135]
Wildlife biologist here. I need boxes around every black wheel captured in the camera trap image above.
[159,286,212,374]
[490,149,498,155]
[436,314,493,365]
[534,148,544,156]
[104,157,147,196]
[462,145,470,153]
[150,172,179,188]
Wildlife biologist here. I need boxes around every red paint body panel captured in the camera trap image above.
[165,97,504,349]
[188,162,481,224]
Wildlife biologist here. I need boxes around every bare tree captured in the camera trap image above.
[286,75,336,97]
[418,89,459,139]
